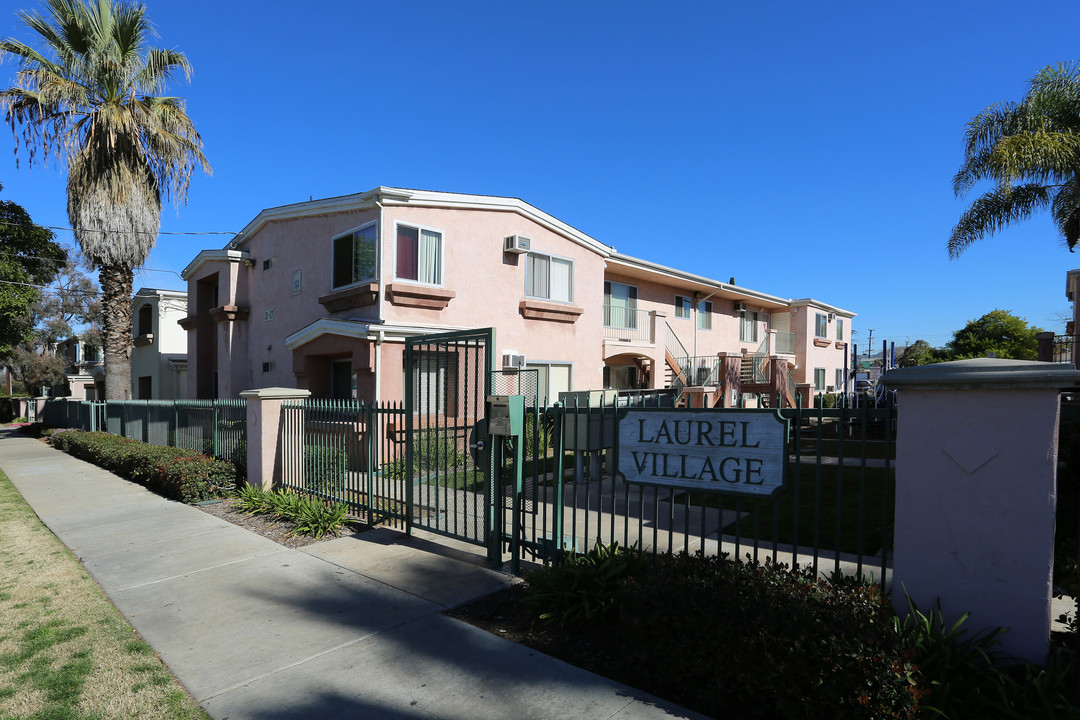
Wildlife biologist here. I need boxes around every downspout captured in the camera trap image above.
[373,328,384,404]
[373,195,385,405]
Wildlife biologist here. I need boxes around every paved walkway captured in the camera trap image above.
[0,429,704,720]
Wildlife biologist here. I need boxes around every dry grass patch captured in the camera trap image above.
[0,469,209,720]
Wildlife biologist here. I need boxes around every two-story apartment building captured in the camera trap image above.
[180,187,853,405]
[54,335,103,399]
[131,288,188,399]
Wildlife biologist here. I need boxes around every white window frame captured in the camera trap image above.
[331,221,379,290]
[525,361,573,405]
[835,368,844,389]
[393,221,443,287]
[740,309,758,342]
[525,251,574,303]
[604,281,638,329]
[815,313,828,339]
[836,317,844,341]
[674,295,691,319]
[814,367,826,392]
[697,300,713,330]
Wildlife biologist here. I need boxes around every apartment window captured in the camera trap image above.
[604,281,637,328]
[525,252,573,303]
[739,309,758,342]
[815,313,828,338]
[396,223,442,285]
[674,295,691,319]
[137,376,152,400]
[836,317,844,341]
[526,362,572,405]
[814,368,826,392]
[332,222,378,289]
[835,368,844,389]
[262,257,276,270]
[136,305,153,337]
[412,352,458,414]
[698,300,713,330]
[262,362,275,373]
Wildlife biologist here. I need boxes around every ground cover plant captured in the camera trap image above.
[236,484,350,540]
[45,429,235,503]
[0,468,209,720]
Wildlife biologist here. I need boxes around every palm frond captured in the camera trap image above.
[948,184,1055,258]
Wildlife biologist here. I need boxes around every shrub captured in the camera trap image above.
[617,553,921,720]
[237,484,350,539]
[525,541,650,627]
[48,430,235,503]
[383,430,465,480]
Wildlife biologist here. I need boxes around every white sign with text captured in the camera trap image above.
[618,410,787,495]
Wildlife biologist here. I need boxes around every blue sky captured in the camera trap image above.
[2,0,1079,355]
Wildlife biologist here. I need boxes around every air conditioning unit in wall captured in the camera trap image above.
[504,235,532,254]
[502,352,527,370]
[734,302,747,314]
[828,312,836,321]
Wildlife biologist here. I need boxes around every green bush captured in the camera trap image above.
[304,445,348,494]
[48,430,235,503]
[525,541,650,627]
[617,553,921,719]
[382,430,466,479]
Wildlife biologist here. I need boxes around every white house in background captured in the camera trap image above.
[130,288,188,399]
[55,335,103,399]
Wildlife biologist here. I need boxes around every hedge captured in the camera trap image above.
[47,429,235,503]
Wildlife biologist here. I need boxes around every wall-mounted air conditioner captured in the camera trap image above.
[502,352,526,370]
[734,302,747,314]
[504,235,531,254]
[828,312,836,321]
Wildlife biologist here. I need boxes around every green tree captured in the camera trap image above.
[0,182,66,356]
[1,0,210,399]
[897,339,947,367]
[950,62,1080,257]
[947,309,1042,360]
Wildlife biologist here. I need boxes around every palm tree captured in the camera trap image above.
[1,0,209,399]
[950,62,1080,258]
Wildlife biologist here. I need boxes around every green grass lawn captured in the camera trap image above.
[0,468,210,720]
[674,463,895,557]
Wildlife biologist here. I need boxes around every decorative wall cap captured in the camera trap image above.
[318,283,378,312]
[881,358,1080,390]
[178,316,197,331]
[133,333,154,347]
[813,338,831,348]
[386,283,455,310]
[239,387,312,400]
[519,299,584,323]
[209,305,250,322]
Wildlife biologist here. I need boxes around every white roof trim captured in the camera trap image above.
[284,318,474,350]
[181,249,249,280]
[231,186,615,257]
[788,299,857,317]
[606,254,792,309]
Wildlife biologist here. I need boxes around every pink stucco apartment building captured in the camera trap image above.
[179,187,854,404]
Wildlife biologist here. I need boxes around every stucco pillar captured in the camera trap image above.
[768,356,789,405]
[716,353,742,408]
[239,387,311,490]
[883,359,1080,664]
[1036,331,1056,363]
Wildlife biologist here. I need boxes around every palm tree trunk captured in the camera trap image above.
[99,265,133,401]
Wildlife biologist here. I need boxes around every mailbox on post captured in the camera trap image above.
[487,394,524,437]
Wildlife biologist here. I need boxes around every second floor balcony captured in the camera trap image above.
[603,305,655,343]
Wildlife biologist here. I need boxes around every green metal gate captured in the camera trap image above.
[404,328,495,552]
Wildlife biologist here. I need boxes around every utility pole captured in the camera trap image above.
[867,329,875,358]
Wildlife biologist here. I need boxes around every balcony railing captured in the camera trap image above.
[1037,333,1078,368]
[603,305,654,343]
[773,330,796,355]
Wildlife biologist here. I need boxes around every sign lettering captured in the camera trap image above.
[619,410,787,495]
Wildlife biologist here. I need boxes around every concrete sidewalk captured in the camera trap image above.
[0,429,704,720]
